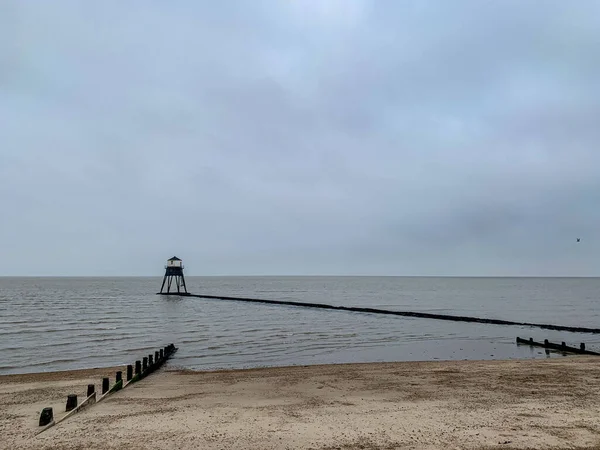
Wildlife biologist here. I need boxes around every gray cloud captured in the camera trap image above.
[1,0,599,276]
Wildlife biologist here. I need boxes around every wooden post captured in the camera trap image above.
[116,371,122,384]
[39,407,53,426]
[127,365,133,381]
[87,384,95,397]
[143,357,148,371]
[529,337,533,343]
[135,360,142,375]
[544,339,549,347]
[561,342,566,349]
[164,346,169,357]
[581,343,586,351]
[149,355,154,366]
[65,394,77,412]
[155,351,160,362]
[102,378,109,395]
[160,349,164,360]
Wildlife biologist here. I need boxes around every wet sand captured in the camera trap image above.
[2,358,600,449]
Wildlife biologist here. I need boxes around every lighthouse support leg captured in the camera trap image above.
[181,274,188,294]
[160,275,168,294]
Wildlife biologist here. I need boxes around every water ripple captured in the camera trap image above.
[1,276,600,375]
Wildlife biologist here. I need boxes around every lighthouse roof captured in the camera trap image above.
[168,256,182,261]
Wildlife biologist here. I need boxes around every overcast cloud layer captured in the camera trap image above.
[1,1,599,276]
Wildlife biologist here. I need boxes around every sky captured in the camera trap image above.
[1,1,599,276]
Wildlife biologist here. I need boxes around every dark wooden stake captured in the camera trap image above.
[127,365,133,381]
[39,407,53,426]
[65,394,77,412]
[87,384,95,397]
[102,378,109,395]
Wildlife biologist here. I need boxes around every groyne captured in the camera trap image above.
[159,292,600,334]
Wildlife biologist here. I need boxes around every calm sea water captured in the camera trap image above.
[1,277,599,375]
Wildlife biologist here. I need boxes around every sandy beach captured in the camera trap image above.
[2,357,600,449]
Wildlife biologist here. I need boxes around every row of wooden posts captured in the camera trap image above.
[38,344,177,429]
[516,337,599,355]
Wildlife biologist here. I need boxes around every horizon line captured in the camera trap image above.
[0,275,598,279]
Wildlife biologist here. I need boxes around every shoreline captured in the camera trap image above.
[0,341,579,380]
[3,357,600,449]
[0,366,125,384]
[0,352,576,380]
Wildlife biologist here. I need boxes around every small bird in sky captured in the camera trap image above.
[577,238,581,243]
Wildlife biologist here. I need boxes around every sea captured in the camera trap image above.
[1,277,599,375]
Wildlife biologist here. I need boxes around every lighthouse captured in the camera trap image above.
[159,256,188,294]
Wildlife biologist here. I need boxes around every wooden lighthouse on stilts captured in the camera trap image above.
[159,256,188,294]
